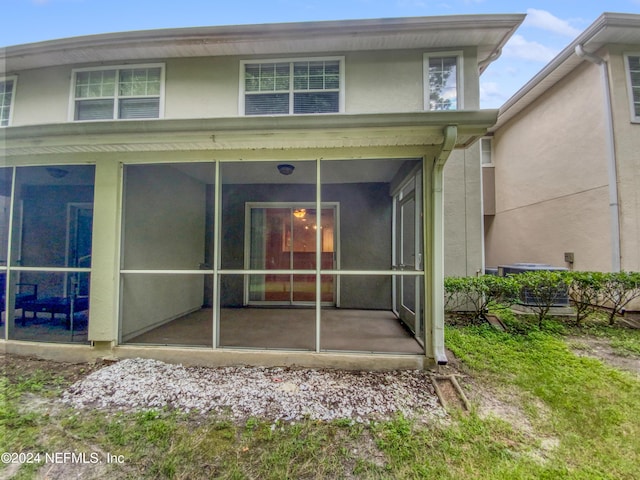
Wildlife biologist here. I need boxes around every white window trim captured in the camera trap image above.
[0,75,18,127]
[423,51,464,111]
[68,63,166,122]
[624,52,640,123]
[238,56,345,116]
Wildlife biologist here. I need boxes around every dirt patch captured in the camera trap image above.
[1,354,103,387]
[566,336,640,377]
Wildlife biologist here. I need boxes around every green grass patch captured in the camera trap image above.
[3,324,640,479]
[447,324,640,479]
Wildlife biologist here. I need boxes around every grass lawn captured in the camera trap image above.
[1,315,639,479]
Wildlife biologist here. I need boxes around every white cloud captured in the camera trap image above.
[524,8,582,38]
[502,34,558,63]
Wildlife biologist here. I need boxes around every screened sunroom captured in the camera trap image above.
[119,157,426,354]
[0,165,94,344]
[1,111,495,367]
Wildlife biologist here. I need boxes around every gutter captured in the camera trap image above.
[575,44,621,272]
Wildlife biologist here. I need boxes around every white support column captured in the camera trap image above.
[88,159,121,343]
[431,125,457,365]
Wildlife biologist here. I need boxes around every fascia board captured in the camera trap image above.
[1,111,498,155]
[1,15,525,73]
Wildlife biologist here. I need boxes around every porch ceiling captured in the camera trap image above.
[1,111,497,159]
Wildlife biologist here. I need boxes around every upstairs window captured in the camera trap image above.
[71,65,164,121]
[0,77,16,127]
[625,54,640,121]
[424,53,462,111]
[241,58,343,115]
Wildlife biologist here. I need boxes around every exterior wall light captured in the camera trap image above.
[277,164,295,175]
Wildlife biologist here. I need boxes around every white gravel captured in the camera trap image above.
[62,358,446,423]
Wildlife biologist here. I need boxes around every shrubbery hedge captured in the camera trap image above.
[444,271,640,327]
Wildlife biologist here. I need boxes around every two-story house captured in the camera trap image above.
[485,13,640,288]
[1,14,524,369]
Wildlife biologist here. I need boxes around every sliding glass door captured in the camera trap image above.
[246,203,336,305]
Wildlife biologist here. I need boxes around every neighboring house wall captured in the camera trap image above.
[487,59,613,271]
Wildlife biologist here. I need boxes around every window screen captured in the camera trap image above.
[244,59,341,115]
[73,66,162,121]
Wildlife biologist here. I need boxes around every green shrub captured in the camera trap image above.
[600,271,640,325]
[444,275,520,320]
[513,270,569,328]
[565,271,606,326]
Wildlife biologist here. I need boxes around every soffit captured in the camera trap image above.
[1,14,524,73]
[1,111,497,157]
[493,12,640,131]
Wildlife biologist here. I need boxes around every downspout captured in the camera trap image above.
[430,125,458,365]
[575,44,622,272]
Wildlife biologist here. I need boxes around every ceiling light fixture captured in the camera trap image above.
[46,167,69,179]
[277,164,295,175]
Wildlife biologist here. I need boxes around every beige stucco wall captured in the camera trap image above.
[11,65,72,125]
[488,59,613,271]
[8,48,479,124]
[607,45,640,272]
[443,147,484,276]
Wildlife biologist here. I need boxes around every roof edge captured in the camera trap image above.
[494,12,640,130]
[2,14,525,56]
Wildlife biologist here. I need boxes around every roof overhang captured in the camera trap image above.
[1,111,498,159]
[492,12,640,131]
[1,14,524,74]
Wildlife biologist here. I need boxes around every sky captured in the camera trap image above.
[3,0,640,108]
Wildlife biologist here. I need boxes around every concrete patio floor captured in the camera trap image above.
[129,308,424,354]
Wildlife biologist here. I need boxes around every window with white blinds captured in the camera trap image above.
[0,77,16,127]
[423,53,462,111]
[625,54,640,121]
[242,58,343,115]
[72,65,164,121]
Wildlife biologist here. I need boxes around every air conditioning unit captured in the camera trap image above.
[497,263,569,307]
